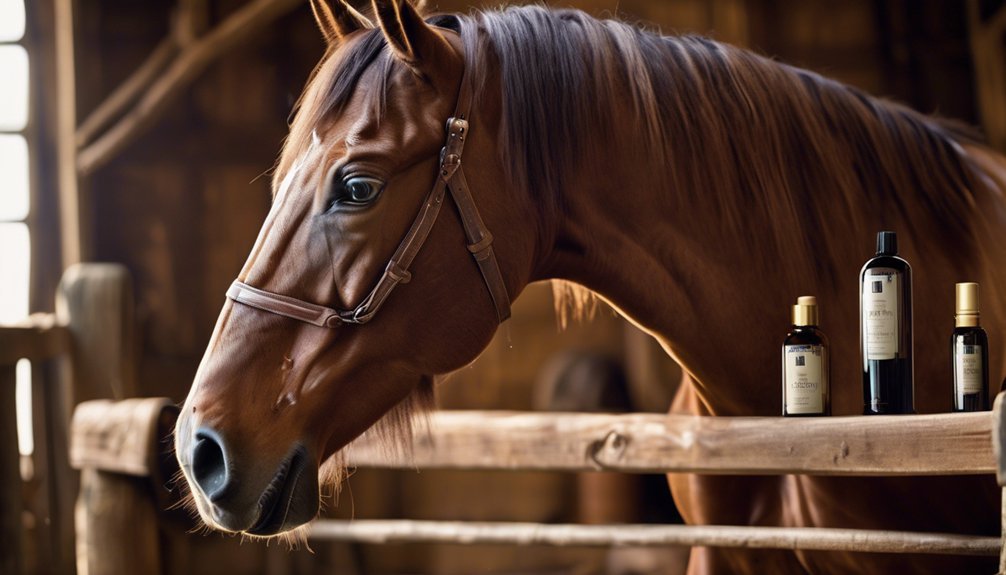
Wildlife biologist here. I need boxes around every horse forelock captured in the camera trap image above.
[273,28,393,193]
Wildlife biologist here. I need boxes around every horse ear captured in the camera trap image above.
[310,0,373,46]
[371,0,455,72]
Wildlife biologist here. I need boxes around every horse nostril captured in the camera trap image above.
[191,428,229,503]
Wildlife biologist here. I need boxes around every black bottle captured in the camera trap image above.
[861,231,914,414]
[952,282,989,412]
[782,296,831,416]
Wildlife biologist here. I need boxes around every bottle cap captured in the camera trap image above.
[792,295,818,327]
[876,231,897,255]
[956,282,980,316]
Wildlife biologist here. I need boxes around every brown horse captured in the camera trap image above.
[174,1,1006,572]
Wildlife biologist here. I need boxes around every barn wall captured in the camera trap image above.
[70,1,979,573]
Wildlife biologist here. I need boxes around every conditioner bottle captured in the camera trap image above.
[861,231,914,414]
[783,296,830,416]
[952,282,989,412]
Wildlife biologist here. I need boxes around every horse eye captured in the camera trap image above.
[329,176,384,211]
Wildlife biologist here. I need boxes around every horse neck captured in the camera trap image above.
[520,50,810,415]
[534,133,789,416]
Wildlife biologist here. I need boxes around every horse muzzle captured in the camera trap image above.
[180,425,320,536]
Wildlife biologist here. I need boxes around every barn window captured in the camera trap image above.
[0,0,34,464]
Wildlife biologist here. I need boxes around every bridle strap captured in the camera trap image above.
[447,154,511,323]
[226,281,346,328]
[225,50,511,326]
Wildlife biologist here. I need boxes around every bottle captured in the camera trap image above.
[861,231,914,414]
[951,282,989,412]
[782,296,830,416]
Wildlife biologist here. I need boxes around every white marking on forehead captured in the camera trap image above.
[275,132,322,202]
[275,157,304,202]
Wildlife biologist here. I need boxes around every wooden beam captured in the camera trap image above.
[55,0,83,265]
[346,410,995,475]
[308,519,1000,556]
[0,364,24,574]
[76,0,302,176]
[0,314,70,365]
[74,38,178,149]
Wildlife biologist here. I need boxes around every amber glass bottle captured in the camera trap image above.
[952,282,989,412]
[782,296,831,416]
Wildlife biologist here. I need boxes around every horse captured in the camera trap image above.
[173,1,1006,573]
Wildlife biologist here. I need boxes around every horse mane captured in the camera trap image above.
[451,6,1001,287]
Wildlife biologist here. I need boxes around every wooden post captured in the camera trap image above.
[70,398,179,575]
[990,392,1006,572]
[54,0,84,266]
[56,263,136,403]
[54,264,142,575]
[1,363,24,575]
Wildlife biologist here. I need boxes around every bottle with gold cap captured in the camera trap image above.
[952,282,989,412]
[782,296,830,416]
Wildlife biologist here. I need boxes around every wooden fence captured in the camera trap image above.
[301,405,1006,566]
[1,263,135,575]
[64,393,1006,573]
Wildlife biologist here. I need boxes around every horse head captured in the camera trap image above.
[174,0,535,537]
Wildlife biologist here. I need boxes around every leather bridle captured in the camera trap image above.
[224,54,511,327]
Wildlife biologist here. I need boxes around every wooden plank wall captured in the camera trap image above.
[68,1,983,574]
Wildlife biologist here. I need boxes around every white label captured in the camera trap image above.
[784,345,826,414]
[955,343,983,395]
[863,273,899,360]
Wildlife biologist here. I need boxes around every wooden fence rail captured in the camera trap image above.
[345,409,994,475]
[307,519,1001,557]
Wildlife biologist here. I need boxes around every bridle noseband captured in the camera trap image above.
[225,57,511,327]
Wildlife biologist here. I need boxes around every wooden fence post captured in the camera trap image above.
[55,263,138,575]
[1,363,24,575]
[990,392,1006,573]
[70,398,179,575]
[56,263,136,404]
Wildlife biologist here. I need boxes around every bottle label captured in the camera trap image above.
[955,343,983,395]
[784,344,826,414]
[863,273,899,360]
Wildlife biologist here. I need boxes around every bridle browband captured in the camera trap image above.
[225,51,511,327]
